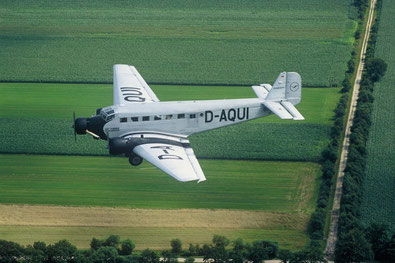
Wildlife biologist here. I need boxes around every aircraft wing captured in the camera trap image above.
[113,64,160,105]
[132,136,206,183]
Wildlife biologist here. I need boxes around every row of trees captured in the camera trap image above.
[306,0,367,245]
[0,234,328,263]
[334,0,394,261]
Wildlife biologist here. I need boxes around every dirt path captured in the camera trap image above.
[324,0,377,259]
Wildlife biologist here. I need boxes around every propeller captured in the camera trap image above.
[72,111,77,142]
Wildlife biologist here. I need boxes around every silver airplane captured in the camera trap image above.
[73,65,304,183]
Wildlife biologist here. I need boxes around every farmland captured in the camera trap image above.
[360,0,395,231]
[0,0,355,86]
[0,83,340,161]
[0,0,356,252]
[0,154,321,250]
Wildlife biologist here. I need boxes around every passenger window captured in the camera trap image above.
[166,115,173,120]
[120,117,127,123]
[154,115,162,120]
[178,114,185,119]
[131,117,138,122]
[142,116,150,121]
[190,114,196,119]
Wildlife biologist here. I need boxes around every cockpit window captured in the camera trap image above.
[100,107,115,122]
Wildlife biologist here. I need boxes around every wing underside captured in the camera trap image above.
[113,64,159,105]
[130,134,206,183]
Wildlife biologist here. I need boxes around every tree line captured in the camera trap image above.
[307,1,394,262]
[323,0,395,261]
[0,234,330,263]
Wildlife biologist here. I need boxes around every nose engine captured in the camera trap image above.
[74,118,88,134]
[72,113,107,140]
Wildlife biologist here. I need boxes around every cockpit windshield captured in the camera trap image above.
[100,107,115,122]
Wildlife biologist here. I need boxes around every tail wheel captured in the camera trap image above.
[129,154,143,166]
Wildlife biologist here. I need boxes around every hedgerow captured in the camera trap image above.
[335,0,395,261]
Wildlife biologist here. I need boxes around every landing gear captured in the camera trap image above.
[128,154,143,166]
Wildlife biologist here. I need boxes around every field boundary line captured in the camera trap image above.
[0,80,328,88]
[324,0,377,258]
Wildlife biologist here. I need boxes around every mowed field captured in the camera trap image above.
[0,154,321,250]
[360,0,395,231]
[0,0,355,86]
[0,83,340,161]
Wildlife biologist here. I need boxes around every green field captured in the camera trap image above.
[0,154,320,250]
[360,0,395,231]
[0,83,340,161]
[0,0,355,86]
[0,154,320,210]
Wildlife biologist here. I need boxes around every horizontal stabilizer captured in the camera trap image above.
[263,101,293,119]
[281,101,304,120]
[252,85,269,99]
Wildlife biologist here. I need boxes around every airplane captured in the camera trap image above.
[73,64,304,183]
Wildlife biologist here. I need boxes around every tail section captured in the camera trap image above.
[252,72,304,120]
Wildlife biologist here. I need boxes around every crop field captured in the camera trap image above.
[0,83,340,161]
[0,0,355,86]
[360,0,395,232]
[0,154,321,250]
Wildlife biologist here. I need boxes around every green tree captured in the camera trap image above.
[139,249,159,263]
[119,239,135,256]
[365,223,390,260]
[289,250,308,263]
[0,240,25,263]
[335,227,373,262]
[201,244,213,262]
[188,244,200,256]
[170,239,182,255]
[104,235,120,248]
[306,240,326,262]
[278,249,292,263]
[45,239,79,263]
[161,250,178,263]
[90,238,103,250]
[365,58,387,82]
[211,235,229,263]
[247,240,278,263]
[89,246,118,263]
[230,238,247,263]
[24,245,46,263]
[33,241,47,252]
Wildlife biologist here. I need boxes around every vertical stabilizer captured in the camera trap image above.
[262,72,304,120]
[285,72,301,105]
[265,72,287,101]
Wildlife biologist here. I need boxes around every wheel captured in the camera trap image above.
[128,154,143,166]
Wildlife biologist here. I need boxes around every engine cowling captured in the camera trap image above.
[109,137,133,155]
[74,118,87,134]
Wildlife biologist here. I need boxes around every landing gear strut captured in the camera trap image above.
[128,154,143,166]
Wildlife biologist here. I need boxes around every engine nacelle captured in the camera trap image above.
[109,137,133,155]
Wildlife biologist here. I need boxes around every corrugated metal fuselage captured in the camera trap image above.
[103,98,271,138]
